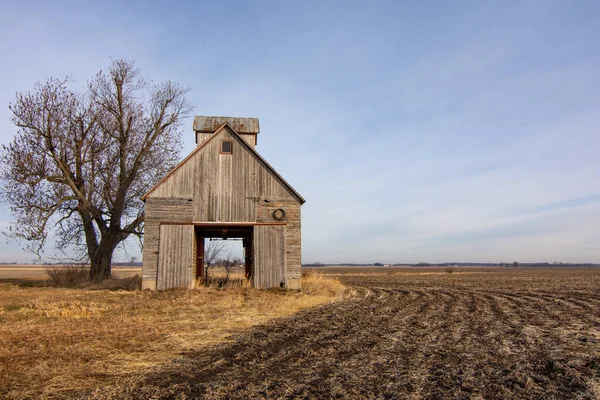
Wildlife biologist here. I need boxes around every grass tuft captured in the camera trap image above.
[302,270,353,298]
[46,265,90,287]
[45,264,142,291]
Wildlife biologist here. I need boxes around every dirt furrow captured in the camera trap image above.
[91,271,600,400]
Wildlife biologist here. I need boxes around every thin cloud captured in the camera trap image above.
[0,1,599,263]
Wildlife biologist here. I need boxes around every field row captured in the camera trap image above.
[93,269,600,399]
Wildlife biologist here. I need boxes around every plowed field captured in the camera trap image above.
[94,268,600,399]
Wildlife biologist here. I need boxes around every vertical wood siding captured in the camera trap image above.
[256,201,302,280]
[148,126,297,222]
[142,221,159,284]
[143,124,303,290]
[192,228,198,284]
[197,132,254,147]
[196,132,212,146]
[142,198,194,283]
[157,225,195,290]
[253,225,286,289]
[239,134,256,148]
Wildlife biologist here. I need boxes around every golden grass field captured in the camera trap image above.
[0,268,349,399]
[92,267,600,400]
[2,266,600,399]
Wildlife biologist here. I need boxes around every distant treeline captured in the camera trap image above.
[410,262,600,267]
[7,261,595,268]
[303,262,600,268]
[0,262,143,267]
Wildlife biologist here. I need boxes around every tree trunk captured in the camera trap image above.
[89,248,113,281]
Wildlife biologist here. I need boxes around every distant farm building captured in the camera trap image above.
[141,116,305,290]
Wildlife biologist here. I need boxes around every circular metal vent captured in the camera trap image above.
[272,208,286,221]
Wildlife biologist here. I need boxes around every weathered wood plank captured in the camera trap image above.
[146,197,194,222]
[142,221,160,289]
[148,126,297,222]
[157,225,194,290]
[253,225,286,289]
[257,202,302,280]
[193,116,259,134]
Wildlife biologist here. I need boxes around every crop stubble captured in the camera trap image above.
[94,268,600,399]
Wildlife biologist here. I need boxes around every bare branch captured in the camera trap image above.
[1,59,192,281]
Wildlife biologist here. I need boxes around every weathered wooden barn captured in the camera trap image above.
[141,116,305,290]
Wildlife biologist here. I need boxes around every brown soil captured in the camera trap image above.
[92,268,600,399]
[0,271,346,399]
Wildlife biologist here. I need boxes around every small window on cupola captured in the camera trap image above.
[221,140,232,154]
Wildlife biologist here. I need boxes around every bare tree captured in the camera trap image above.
[1,59,193,280]
[221,252,242,284]
[203,240,227,281]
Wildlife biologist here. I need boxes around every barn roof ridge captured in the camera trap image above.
[141,122,305,204]
[193,116,259,134]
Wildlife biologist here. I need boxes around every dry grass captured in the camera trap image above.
[44,265,142,291]
[0,271,347,399]
[91,267,600,399]
[201,267,253,289]
[301,269,355,297]
[46,265,90,287]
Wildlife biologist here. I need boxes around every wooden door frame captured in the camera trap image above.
[196,235,204,279]
[194,225,255,283]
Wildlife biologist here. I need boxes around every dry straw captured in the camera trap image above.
[0,270,347,399]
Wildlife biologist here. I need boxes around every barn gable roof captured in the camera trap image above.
[141,123,305,203]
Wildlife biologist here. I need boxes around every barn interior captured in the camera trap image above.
[195,225,253,281]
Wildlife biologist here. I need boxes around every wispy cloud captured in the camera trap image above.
[503,194,600,218]
[0,0,599,262]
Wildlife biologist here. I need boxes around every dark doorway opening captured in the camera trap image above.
[195,225,253,284]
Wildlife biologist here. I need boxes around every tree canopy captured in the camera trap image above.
[1,59,193,280]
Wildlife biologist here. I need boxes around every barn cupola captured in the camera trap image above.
[193,116,260,148]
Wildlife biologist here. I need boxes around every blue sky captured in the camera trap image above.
[0,0,599,263]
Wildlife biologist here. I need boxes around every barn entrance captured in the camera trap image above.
[195,225,253,283]
[155,223,286,290]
